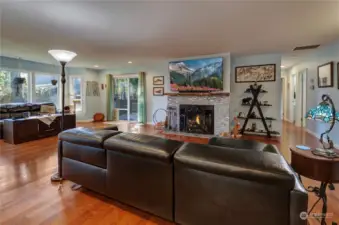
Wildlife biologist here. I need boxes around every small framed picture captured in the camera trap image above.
[318,62,333,88]
[153,76,164,85]
[153,87,164,96]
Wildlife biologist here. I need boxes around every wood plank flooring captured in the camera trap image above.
[0,121,338,225]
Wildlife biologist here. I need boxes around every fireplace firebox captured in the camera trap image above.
[179,105,214,134]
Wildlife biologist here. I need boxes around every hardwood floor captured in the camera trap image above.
[0,121,338,225]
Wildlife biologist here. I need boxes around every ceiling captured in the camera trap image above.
[1,0,339,69]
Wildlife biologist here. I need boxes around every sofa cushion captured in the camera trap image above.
[208,137,267,151]
[174,142,295,190]
[59,127,121,148]
[0,113,10,120]
[104,133,184,163]
[30,102,55,111]
[0,106,9,113]
[5,103,30,113]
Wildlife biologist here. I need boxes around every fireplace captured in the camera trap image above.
[179,105,214,134]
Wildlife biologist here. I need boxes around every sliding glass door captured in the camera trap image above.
[114,76,139,121]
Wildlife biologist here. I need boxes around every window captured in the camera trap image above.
[34,74,59,108]
[0,70,29,103]
[69,77,83,112]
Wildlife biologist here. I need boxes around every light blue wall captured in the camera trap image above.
[0,56,87,75]
[0,56,101,120]
[231,53,282,134]
[286,41,339,146]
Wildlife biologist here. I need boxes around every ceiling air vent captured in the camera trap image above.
[293,44,320,51]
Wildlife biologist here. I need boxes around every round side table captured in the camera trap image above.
[290,146,339,225]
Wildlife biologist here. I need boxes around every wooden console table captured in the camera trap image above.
[290,146,339,225]
[3,114,76,144]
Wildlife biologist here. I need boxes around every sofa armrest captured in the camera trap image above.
[276,154,308,225]
[290,171,308,225]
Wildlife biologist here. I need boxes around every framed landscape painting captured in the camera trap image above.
[169,57,223,91]
[235,64,276,83]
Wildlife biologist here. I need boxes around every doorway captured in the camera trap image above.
[298,69,307,127]
[281,77,285,120]
[114,76,139,121]
[292,74,297,124]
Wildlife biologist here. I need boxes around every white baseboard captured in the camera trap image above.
[283,118,293,123]
[305,129,318,138]
[305,129,339,149]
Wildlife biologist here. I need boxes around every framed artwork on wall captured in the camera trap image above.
[317,62,333,88]
[337,62,339,89]
[235,64,276,83]
[153,87,164,96]
[169,57,223,91]
[153,76,164,85]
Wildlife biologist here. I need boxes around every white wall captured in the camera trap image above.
[284,41,339,146]
[68,69,102,121]
[230,53,282,134]
[99,53,231,124]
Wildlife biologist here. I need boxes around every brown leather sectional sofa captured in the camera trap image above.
[0,102,55,139]
[58,128,308,225]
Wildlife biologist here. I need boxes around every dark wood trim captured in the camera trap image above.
[317,61,334,88]
[235,64,276,83]
[153,76,164,85]
[164,92,230,97]
[153,87,164,96]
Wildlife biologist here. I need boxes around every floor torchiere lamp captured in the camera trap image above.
[305,94,339,225]
[48,50,77,183]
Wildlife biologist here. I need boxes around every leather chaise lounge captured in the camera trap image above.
[58,128,308,225]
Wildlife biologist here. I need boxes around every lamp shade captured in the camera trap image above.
[48,50,77,63]
[306,101,339,123]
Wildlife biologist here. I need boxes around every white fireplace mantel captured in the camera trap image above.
[166,93,230,135]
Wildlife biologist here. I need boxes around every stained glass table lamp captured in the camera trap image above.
[306,94,339,158]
